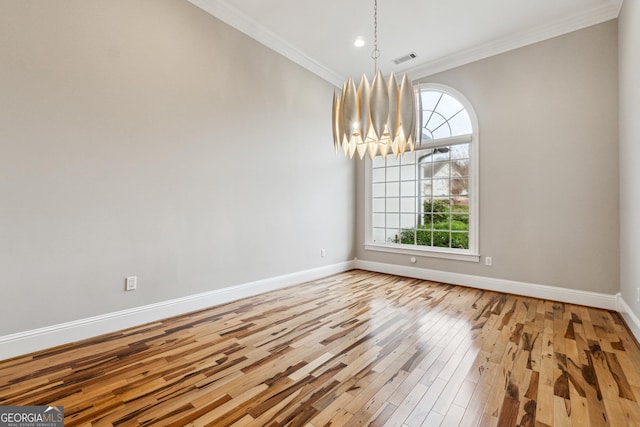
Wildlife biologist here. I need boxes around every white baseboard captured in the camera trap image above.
[617,295,640,343]
[1,259,629,361]
[0,261,355,361]
[354,259,618,310]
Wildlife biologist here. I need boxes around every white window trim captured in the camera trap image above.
[364,83,480,262]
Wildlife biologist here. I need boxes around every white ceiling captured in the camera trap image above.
[188,0,622,87]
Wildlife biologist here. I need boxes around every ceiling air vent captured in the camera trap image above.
[393,52,417,65]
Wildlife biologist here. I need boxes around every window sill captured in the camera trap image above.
[364,243,480,262]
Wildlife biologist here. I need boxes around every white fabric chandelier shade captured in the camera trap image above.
[332,69,417,159]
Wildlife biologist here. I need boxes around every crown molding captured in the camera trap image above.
[187,0,344,87]
[188,0,621,87]
[408,2,621,80]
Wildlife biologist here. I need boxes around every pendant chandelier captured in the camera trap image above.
[332,0,417,160]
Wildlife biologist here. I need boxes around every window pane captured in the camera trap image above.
[452,213,469,224]
[400,181,415,197]
[432,125,452,139]
[433,179,449,196]
[400,152,416,165]
[437,94,465,120]
[400,198,416,213]
[372,156,385,168]
[372,228,386,242]
[453,196,469,210]
[372,168,386,183]
[400,165,415,181]
[386,214,400,229]
[421,181,432,197]
[372,198,385,212]
[450,144,469,160]
[421,91,442,112]
[372,213,385,228]
[433,231,450,248]
[452,231,469,249]
[433,215,451,229]
[386,197,400,213]
[401,214,416,229]
[424,113,446,137]
[448,109,472,136]
[387,166,400,182]
[454,159,470,176]
[386,182,400,197]
[372,183,385,198]
[451,178,468,196]
[394,228,415,245]
[386,155,400,167]
[433,161,450,177]
[416,229,431,246]
[420,163,433,178]
[386,228,401,242]
[431,150,450,162]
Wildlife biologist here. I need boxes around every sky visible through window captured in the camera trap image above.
[421,91,472,140]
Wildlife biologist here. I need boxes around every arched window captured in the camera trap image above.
[366,84,479,261]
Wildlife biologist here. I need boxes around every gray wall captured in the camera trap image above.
[0,0,626,338]
[0,0,355,335]
[619,1,640,318]
[356,21,619,294]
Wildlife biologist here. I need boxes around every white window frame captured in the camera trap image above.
[364,83,480,262]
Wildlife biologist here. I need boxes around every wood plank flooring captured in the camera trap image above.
[1,270,640,426]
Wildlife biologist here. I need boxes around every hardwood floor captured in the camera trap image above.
[1,270,640,426]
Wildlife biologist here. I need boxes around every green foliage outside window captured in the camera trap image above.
[393,199,470,249]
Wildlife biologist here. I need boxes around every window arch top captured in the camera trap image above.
[419,89,473,141]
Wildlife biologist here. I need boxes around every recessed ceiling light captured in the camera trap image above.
[354,37,366,47]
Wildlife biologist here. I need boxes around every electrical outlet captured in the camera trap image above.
[125,276,137,291]
[485,257,492,266]
[321,249,326,257]
[637,287,640,303]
